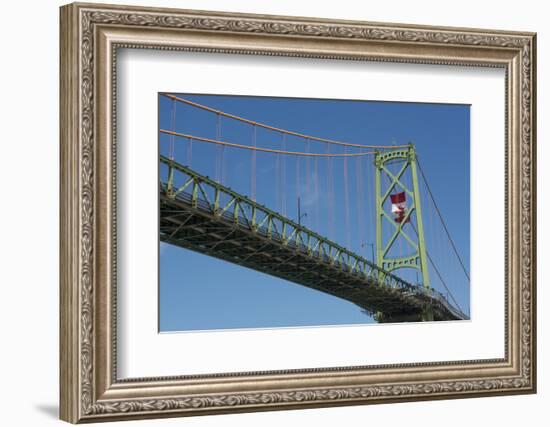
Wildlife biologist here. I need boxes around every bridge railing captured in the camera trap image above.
[430,290,469,320]
[160,156,467,319]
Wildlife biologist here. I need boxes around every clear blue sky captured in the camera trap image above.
[158,94,470,331]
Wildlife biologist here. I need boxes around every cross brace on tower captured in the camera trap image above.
[374,144,433,322]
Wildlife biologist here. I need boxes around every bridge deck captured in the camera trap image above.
[160,157,467,322]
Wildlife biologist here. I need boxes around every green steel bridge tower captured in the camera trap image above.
[374,144,433,322]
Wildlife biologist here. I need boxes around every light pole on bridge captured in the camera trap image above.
[361,242,376,264]
[297,197,307,228]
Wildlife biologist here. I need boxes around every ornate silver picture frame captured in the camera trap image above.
[60,2,536,423]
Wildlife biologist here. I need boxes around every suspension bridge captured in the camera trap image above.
[159,94,470,323]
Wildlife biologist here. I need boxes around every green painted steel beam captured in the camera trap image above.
[159,155,408,291]
[159,155,466,322]
[374,145,430,291]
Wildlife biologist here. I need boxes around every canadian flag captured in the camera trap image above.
[390,192,409,223]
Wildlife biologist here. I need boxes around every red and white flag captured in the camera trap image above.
[390,191,409,223]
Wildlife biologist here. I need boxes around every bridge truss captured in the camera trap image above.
[160,155,468,322]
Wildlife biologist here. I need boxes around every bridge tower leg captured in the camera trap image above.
[374,144,433,322]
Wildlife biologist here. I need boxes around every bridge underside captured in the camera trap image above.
[160,191,460,322]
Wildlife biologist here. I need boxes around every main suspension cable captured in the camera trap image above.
[160,129,375,157]
[417,158,470,282]
[161,93,409,150]
[410,222,464,313]
[426,250,464,313]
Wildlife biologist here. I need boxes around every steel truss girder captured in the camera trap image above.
[159,157,467,321]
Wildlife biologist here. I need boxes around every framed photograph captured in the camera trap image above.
[60,2,536,423]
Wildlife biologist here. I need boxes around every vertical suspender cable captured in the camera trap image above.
[305,138,311,191]
[344,146,351,249]
[187,136,193,167]
[296,146,301,222]
[219,113,226,185]
[276,148,281,213]
[314,157,319,233]
[215,113,221,182]
[251,125,257,201]
[305,138,311,227]
[282,133,287,216]
[365,157,373,258]
[327,143,335,240]
[397,163,411,257]
[384,171,394,257]
[356,156,365,257]
[169,98,176,160]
